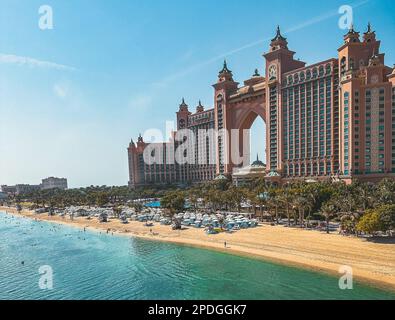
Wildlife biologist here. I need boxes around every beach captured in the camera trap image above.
[2,206,395,291]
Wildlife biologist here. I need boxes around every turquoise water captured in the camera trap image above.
[0,211,394,300]
[144,201,161,208]
[144,201,190,209]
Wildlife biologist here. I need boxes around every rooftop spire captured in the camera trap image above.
[347,23,359,35]
[196,100,204,112]
[271,25,286,42]
[364,22,375,37]
[253,68,260,77]
[219,59,232,74]
[367,22,372,33]
[180,97,187,106]
[344,23,361,43]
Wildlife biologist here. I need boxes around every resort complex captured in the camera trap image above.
[128,25,395,187]
[3,0,395,303]
[1,177,68,195]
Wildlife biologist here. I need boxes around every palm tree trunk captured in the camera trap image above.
[275,206,279,224]
[326,216,330,234]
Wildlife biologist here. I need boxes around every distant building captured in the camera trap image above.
[1,177,68,195]
[15,184,41,195]
[1,184,40,195]
[1,185,17,194]
[41,177,68,190]
[0,192,8,200]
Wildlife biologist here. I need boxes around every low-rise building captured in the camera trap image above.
[41,177,68,190]
[0,185,17,194]
[232,156,266,187]
[15,184,41,195]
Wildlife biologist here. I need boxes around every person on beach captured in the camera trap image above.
[224,241,227,248]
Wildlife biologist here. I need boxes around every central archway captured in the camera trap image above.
[218,90,267,173]
[235,109,266,169]
[250,115,266,164]
[213,74,267,175]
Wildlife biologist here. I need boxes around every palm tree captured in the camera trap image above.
[188,188,199,214]
[292,195,311,227]
[226,186,248,213]
[352,180,374,211]
[376,179,395,206]
[320,201,337,234]
[266,189,281,224]
[335,193,360,235]
[113,206,122,218]
[279,190,294,226]
[246,190,260,218]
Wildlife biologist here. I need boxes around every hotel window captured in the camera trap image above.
[349,58,354,70]
[319,66,324,77]
[312,67,318,78]
[269,86,278,169]
[340,57,346,76]
[344,92,350,175]
[325,64,331,75]
[392,88,395,171]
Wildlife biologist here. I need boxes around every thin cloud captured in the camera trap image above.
[284,0,370,34]
[156,0,370,87]
[53,82,69,99]
[0,54,77,72]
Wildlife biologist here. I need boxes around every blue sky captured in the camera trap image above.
[0,0,394,188]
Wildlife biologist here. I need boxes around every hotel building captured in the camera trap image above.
[41,177,68,191]
[128,24,395,188]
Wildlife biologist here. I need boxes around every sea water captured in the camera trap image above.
[0,211,394,300]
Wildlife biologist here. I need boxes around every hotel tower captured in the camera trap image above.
[128,24,395,188]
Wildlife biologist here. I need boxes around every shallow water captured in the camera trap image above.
[0,211,394,300]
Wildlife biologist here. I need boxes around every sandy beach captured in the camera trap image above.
[1,206,395,292]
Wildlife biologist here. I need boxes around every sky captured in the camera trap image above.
[0,0,394,188]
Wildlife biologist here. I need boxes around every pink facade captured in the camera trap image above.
[128,25,395,188]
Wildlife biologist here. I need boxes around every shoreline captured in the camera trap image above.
[2,206,395,293]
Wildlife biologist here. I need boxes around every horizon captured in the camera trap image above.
[1,0,395,188]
